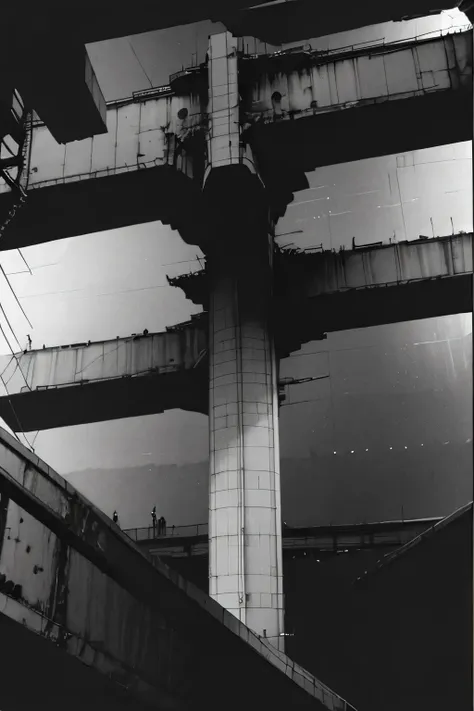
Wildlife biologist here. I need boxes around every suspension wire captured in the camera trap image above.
[0,354,15,380]
[128,40,154,88]
[0,301,21,350]
[0,322,32,392]
[19,282,171,300]
[0,263,33,328]
[17,248,32,275]
[6,261,59,276]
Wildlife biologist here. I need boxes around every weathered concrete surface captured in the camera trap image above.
[0,321,208,431]
[170,233,473,355]
[241,31,472,216]
[276,234,473,355]
[0,234,471,432]
[0,86,206,251]
[0,427,357,711]
[0,31,470,251]
[2,2,471,143]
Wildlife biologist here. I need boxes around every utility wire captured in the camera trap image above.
[0,322,31,392]
[19,283,171,299]
[0,301,21,350]
[17,249,32,275]
[0,263,33,328]
[128,40,153,88]
[5,262,59,276]
[0,354,14,379]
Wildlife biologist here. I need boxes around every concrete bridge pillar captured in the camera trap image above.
[204,30,284,649]
[208,243,284,650]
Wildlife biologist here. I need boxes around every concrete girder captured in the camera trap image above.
[0,323,209,432]
[170,233,474,355]
[0,427,357,711]
[0,31,470,251]
[0,234,471,433]
[1,1,470,143]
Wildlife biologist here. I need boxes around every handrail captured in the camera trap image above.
[123,516,445,544]
[125,522,209,542]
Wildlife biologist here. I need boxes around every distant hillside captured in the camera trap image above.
[63,440,472,529]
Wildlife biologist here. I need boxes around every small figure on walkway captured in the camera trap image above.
[27,334,32,350]
[159,516,167,535]
[143,328,149,336]
[112,510,118,524]
[151,506,157,535]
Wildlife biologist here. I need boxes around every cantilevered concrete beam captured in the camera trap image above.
[0,323,208,432]
[0,31,470,251]
[170,233,473,355]
[0,235,471,433]
[2,0,470,142]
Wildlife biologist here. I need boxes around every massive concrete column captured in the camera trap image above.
[204,30,284,650]
[208,244,284,650]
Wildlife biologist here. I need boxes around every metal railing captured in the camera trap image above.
[124,516,444,547]
[125,522,208,542]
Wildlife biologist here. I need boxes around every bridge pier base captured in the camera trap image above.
[208,240,284,650]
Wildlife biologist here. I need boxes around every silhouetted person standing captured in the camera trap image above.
[112,511,118,524]
[151,506,157,536]
[159,516,166,535]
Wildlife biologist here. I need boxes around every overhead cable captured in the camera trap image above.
[0,263,33,328]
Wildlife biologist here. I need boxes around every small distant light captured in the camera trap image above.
[344,549,349,553]
[351,450,355,454]
[421,443,424,446]
[333,451,337,455]
[389,446,393,450]
[365,448,369,452]
[404,446,408,449]
[316,559,321,563]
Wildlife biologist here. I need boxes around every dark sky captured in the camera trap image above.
[0,9,471,528]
